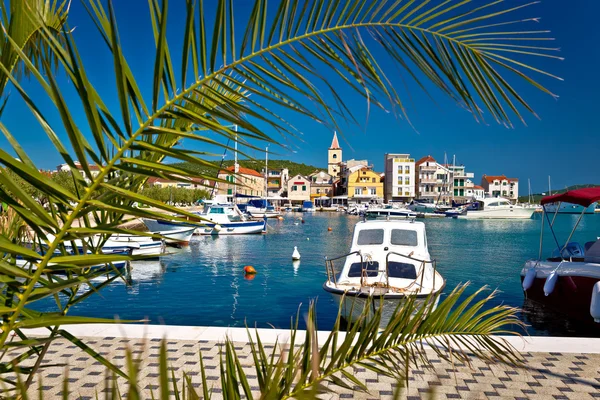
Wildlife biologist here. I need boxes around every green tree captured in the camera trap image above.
[0,0,560,396]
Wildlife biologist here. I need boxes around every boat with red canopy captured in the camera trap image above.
[520,187,600,324]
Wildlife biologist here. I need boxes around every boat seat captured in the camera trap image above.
[584,239,600,263]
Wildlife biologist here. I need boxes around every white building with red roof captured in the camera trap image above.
[480,174,519,202]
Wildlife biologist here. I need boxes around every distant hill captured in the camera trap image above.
[518,183,600,203]
[173,159,326,178]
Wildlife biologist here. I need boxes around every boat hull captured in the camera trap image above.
[325,286,441,326]
[520,260,600,324]
[142,218,265,235]
[153,227,196,245]
[323,282,443,326]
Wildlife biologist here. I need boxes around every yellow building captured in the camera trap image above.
[347,167,384,200]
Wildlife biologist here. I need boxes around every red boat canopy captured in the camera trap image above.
[540,187,600,207]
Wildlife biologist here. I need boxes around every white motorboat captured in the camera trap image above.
[457,197,535,219]
[323,219,445,325]
[241,199,281,218]
[109,234,165,257]
[520,187,600,324]
[364,207,417,219]
[543,202,596,214]
[142,202,265,236]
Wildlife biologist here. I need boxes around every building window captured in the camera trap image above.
[292,185,297,191]
[227,188,232,195]
[370,188,376,195]
[405,166,410,174]
[371,178,375,183]
[405,178,410,185]
[333,154,337,159]
[355,188,361,195]
[302,185,306,191]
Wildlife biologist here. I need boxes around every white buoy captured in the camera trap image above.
[590,281,600,323]
[522,268,537,291]
[543,271,558,296]
[292,246,301,260]
[213,224,222,232]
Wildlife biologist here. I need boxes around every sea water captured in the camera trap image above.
[36,212,600,336]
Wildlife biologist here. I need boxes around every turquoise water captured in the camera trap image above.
[37,212,600,336]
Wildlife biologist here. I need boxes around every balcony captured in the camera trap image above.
[419,177,436,183]
[268,183,280,188]
[420,165,437,171]
[453,172,474,179]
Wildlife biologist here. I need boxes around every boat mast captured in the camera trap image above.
[548,175,552,196]
[234,125,238,201]
[265,145,268,199]
[528,178,532,204]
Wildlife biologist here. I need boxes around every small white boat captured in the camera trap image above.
[109,235,165,257]
[457,197,535,219]
[323,219,445,325]
[241,199,281,219]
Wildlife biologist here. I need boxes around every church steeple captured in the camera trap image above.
[328,131,342,178]
[330,131,340,149]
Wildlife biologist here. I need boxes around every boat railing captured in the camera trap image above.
[324,250,363,288]
[384,251,438,292]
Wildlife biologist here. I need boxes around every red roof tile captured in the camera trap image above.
[416,155,436,165]
[222,165,263,178]
[482,174,519,183]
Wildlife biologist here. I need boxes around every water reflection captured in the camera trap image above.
[292,259,301,276]
[521,298,600,337]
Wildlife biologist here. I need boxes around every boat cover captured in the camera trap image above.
[541,187,600,207]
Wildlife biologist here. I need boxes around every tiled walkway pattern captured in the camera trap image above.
[8,336,600,399]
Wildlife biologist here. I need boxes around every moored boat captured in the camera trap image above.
[520,187,600,324]
[142,202,265,236]
[364,207,417,219]
[323,219,445,325]
[457,197,534,219]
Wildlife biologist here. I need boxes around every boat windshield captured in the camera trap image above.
[357,229,384,245]
[390,229,418,246]
[348,262,379,277]
[209,207,225,214]
[227,215,243,222]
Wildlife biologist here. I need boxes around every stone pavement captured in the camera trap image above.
[7,332,600,399]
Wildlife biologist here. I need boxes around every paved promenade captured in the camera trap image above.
[11,325,600,399]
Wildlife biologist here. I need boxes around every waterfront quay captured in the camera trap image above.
[16,324,600,399]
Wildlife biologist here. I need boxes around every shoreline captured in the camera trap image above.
[21,323,600,354]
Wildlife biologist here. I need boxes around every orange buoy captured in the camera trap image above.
[244,273,256,281]
[327,227,332,231]
[244,265,257,275]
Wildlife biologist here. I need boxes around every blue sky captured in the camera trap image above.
[1,1,598,194]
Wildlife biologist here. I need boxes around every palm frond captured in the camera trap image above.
[0,0,559,394]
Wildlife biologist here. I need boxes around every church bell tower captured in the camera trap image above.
[328,132,342,178]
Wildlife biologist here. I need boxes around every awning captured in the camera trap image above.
[234,193,261,198]
[541,187,600,207]
[315,196,330,200]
